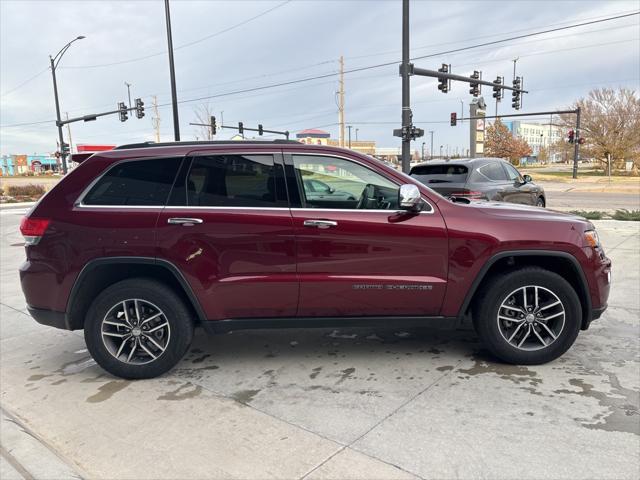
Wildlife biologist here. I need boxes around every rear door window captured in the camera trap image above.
[169,154,287,207]
[475,162,509,182]
[82,157,182,206]
[409,164,468,184]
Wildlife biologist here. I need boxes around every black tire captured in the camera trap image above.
[473,267,581,365]
[536,196,545,208]
[84,278,194,379]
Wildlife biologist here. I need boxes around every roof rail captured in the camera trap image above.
[114,139,301,150]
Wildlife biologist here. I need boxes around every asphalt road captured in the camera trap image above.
[1,207,639,479]
[548,190,640,211]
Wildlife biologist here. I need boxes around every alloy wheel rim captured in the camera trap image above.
[101,299,171,365]
[496,285,565,351]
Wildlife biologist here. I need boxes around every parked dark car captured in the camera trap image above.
[410,158,546,207]
[20,141,609,379]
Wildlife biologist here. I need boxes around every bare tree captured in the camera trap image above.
[193,103,215,141]
[559,88,640,174]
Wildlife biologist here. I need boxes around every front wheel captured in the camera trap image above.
[473,267,581,365]
[84,278,194,379]
[536,196,545,208]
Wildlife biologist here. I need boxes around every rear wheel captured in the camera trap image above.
[473,267,581,364]
[536,196,545,208]
[84,278,194,379]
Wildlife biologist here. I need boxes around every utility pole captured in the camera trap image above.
[400,0,411,173]
[164,0,180,141]
[512,57,519,80]
[460,99,464,124]
[347,125,352,148]
[65,112,73,153]
[124,82,132,109]
[151,95,161,143]
[421,142,425,161]
[429,130,434,160]
[338,55,345,147]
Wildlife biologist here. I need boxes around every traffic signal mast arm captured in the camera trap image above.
[409,65,528,94]
[57,99,144,126]
[189,117,290,140]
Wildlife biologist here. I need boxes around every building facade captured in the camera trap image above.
[505,120,564,162]
[295,129,376,156]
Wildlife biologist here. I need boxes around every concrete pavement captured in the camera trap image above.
[1,207,638,479]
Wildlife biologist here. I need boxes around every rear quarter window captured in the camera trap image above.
[409,164,468,184]
[82,157,182,206]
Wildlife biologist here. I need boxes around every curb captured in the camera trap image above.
[0,203,35,210]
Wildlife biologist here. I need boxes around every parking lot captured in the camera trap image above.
[1,206,638,479]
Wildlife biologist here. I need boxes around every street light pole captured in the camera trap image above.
[355,128,359,141]
[347,125,352,148]
[124,81,132,109]
[164,0,180,141]
[429,130,434,160]
[50,35,85,175]
[421,142,425,161]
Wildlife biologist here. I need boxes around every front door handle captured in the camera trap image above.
[167,217,203,226]
[303,219,338,229]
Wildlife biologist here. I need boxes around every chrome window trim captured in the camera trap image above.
[75,150,434,214]
[289,152,434,214]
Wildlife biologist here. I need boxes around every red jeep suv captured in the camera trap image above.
[20,141,611,379]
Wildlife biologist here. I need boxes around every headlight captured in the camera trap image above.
[584,230,600,248]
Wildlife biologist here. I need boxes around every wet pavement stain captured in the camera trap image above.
[554,377,640,435]
[436,365,454,372]
[192,354,211,364]
[158,382,203,401]
[231,389,261,404]
[458,354,541,387]
[51,379,67,386]
[309,367,322,379]
[27,374,51,381]
[336,367,356,384]
[86,381,130,403]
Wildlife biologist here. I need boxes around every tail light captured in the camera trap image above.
[450,190,484,199]
[20,217,50,245]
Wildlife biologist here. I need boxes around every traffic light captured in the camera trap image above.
[492,76,503,100]
[238,122,244,135]
[210,116,217,135]
[437,64,450,93]
[511,77,521,110]
[568,129,575,143]
[61,142,70,155]
[118,102,128,122]
[469,71,481,97]
[450,112,457,126]
[135,98,145,119]
[258,124,264,136]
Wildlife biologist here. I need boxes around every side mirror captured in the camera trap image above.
[523,174,532,183]
[328,186,335,194]
[398,184,423,211]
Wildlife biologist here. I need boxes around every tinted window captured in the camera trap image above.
[176,154,283,207]
[476,162,508,182]
[293,155,399,210]
[83,157,182,206]
[410,164,468,184]
[503,163,523,182]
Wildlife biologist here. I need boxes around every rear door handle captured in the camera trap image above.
[303,219,337,229]
[167,217,203,226]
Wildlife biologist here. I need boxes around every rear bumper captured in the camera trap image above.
[27,305,70,330]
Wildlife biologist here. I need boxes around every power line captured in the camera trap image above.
[3,11,638,129]
[0,67,49,98]
[61,1,292,69]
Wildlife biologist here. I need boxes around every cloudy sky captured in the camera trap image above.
[1,0,638,156]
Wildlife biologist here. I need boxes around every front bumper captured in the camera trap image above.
[27,305,70,330]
